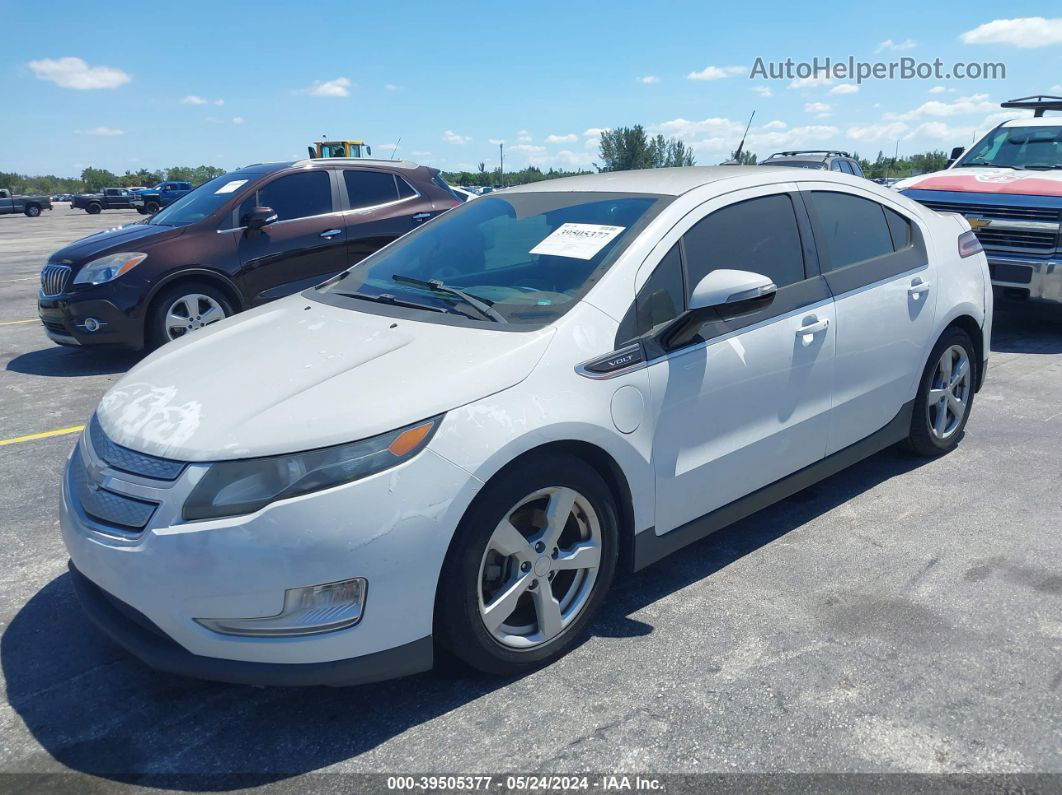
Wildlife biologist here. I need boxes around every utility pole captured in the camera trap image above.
[499,142,504,187]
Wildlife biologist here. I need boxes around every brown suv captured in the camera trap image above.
[38,159,460,350]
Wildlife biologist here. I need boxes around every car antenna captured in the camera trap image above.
[723,111,755,165]
[390,137,402,159]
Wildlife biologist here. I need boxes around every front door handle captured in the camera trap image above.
[908,277,931,298]
[411,212,433,224]
[797,318,829,336]
[320,228,342,239]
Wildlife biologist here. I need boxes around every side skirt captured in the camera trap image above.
[633,400,914,571]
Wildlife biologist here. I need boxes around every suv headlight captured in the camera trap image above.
[73,252,148,285]
[182,416,442,521]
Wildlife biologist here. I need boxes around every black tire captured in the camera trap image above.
[904,327,977,457]
[135,207,148,215]
[146,280,233,350]
[146,201,161,214]
[24,204,41,217]
[435,453,619,675]
[86,203,101,215]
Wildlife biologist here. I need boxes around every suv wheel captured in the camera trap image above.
[905,328,976,457]
[436,454,618,675]
[24,205,41,217]
[146,201,161,214]
[86,203,101,215]
[147,281,233,349]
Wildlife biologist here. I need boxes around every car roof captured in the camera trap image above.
[502,165,851,197]
[1000,116,1062,128]
[237,159,425,174]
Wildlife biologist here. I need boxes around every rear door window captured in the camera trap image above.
[239,170,332,222]
[344,170,400,209]
[807,191,894,270]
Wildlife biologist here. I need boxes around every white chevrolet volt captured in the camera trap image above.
[60,166,992,686]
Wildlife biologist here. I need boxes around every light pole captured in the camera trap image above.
[499,142,504,187]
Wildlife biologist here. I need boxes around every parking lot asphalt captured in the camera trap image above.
[0,209,1060,786]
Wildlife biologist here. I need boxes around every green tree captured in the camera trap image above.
[80,167,118,192]
[599,126,696,171]
[728,148,757,165]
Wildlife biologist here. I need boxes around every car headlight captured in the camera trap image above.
[73,252,148,285]
[182,416,442,521]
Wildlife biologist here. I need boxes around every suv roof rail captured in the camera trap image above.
[292,157,419,169]
[769,150,853,159]
[1000,95,1062,118]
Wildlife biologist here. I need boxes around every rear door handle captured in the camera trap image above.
[908,277,931,298]
[411,212,433,223]
[320,228,342,239]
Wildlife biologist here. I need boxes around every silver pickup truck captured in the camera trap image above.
[0,188,52,218]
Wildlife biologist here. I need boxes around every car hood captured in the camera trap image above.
[895,167,1062,197]
[51,223,184,265]
[96,296,556,461]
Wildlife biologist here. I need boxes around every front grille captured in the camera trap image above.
[975,228,1059,251]
[918,200,1062,223]
[88,415,186,480]
[42,320,67,335]
[40,264,71,297]
[70,448,158,530]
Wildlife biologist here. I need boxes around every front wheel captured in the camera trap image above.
[436,454,619,675]
[145,201,160,214]
[905,328,977,457]
[147,281,233,349]
[24,205,41,217]
[85,203,101,215]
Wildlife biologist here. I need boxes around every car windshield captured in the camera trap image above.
[148,172,252,227]
[317,192,669,325]
[955,125,1062,170]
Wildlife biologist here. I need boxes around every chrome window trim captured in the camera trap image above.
[216,208,349,234]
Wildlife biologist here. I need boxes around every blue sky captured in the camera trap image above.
[3,1,1061,177]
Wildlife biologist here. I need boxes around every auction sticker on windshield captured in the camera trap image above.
[530,223,626,260]
[214,179,248,194]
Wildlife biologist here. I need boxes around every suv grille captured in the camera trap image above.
[40,264,71,296]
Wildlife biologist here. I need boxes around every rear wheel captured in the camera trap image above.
[147,281,233,349]
[86,203,101,215]
[436,454,619,675]
[145,201,161,214]
[24,204,41,217]
[905,328,976,457]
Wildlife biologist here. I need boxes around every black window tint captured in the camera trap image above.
[809,191,895,270]
[240,170,331,223]
[839,161,855,175]
[683,194,807,293]
[634,244,685,337]
[885,207,912,249]
[831,160,845,171]
[396,176,416,199]
[849,161,865,178]
[344,170,399,209]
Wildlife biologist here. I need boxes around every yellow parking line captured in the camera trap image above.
[0,425,85,447]
[0,318,38,326]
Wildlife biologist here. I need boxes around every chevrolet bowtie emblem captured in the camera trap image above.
[964,216,991,230]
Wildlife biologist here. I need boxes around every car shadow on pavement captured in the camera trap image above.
[1,447,927,789]
[991,304,1062,355]
[5,346,141,377]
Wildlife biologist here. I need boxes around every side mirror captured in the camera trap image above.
[243,206,278,230]
[663,269,777,349]
[949,146,965,163]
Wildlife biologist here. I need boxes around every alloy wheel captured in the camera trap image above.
[477,486,602,649]
[927,344,971,441]
[165,294,227,340]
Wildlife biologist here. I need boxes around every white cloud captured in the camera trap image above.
[687,65,745,81]
[752,85,772,97]
[232,116,245,125]
[652,116,838,157]
[829,83,859,95]
[886,93,996,121]
[928,86,947,94]
[762,120,787,131]
[545,133,578,144]
[509,143,546,156]
[304,77,351,97]
[384,83,401,91]
[1052,84,1062,93]
[805,102,831,114]
[488,138,505,145]
[442,129,472,144]
[846,122,910,142]
[960,17,1062,48]
[637,75,660,84]
[876,38,917,52]
[27,57,130,90]
[411,150,431,156]
[181,95,224,105]
[789,74,834,89]
[76,126,124,136]
[517,129,533,143]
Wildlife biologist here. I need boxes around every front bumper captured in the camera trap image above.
[987,255,1062,305]
[60,431,479,684]
[38,292,144,348]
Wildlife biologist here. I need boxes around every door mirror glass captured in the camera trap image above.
[949,146,965,160]
[243,206,278,230]
[689,269,777,311]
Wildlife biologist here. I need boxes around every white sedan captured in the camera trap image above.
[61,166,991,685]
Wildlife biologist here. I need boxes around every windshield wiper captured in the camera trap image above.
[1022,164,1062,170]
[955,161,1026,170]
[391,275,508,323]
[329,290,448,313]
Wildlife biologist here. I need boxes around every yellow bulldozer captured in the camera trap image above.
[308,139,372,159]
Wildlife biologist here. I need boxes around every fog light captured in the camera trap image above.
[83,317,101,332]
[195,577,367,637]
